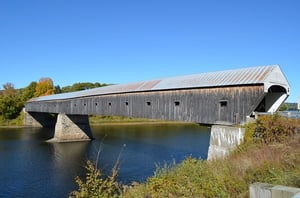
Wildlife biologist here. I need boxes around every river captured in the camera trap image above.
[0,123,210,197]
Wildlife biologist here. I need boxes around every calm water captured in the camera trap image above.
[0,123,210,198]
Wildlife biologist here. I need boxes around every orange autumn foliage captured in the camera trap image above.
[34,78,55,97]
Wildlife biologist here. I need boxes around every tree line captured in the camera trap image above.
[0,78,109,120]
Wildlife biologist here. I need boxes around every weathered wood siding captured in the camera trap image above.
[25,85,265,125]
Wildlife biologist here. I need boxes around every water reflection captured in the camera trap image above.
[50,142,90,183]
[0,123,210,197]
[89,124,210,183]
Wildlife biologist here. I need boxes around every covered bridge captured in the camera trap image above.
[25,65,290,127]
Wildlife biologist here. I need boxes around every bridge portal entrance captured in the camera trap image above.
[254,85,288,113]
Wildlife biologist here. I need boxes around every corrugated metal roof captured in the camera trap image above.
[29,65,288,102]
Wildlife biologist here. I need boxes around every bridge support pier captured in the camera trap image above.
[48,113,94,142]
[207,125,245,160]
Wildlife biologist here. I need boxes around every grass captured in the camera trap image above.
[0,113,178,127]
[88,115,184,125]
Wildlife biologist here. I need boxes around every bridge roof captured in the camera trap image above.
[29,65,290,102]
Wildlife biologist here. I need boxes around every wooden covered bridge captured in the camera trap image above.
[25,65,290,142]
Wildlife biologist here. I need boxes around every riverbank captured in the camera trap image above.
[70,114,300,197]
[121,115,300,197]
[0,113,24,127]
[0,113,188,127]
[88,115,190,126]
[123,134,300,197]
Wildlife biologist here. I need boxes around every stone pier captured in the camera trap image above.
[25,110,94,142]
[48,113,94,142]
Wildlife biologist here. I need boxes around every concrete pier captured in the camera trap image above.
[207,125,245,160]
[249,182,300,198]
[48,113,93,142]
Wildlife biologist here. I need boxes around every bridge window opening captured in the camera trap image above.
[95,103,98,106]
[146,101,151,106]
[219,100,228,107]
[174,101,180,106]
[125,102,129,106]
[108,102,112,106]
[84,103,86,106]
[74,104,77,107]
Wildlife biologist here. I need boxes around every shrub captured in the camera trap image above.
[245,114,297,144]
[123,157,246,198]
[69,160,121,198]
[70,143,125,198]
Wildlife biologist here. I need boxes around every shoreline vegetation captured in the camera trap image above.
[89,115,191,126]
[0,113,190,127]
[70,114,300,198]
[0,111,25,127]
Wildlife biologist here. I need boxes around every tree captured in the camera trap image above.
[34,78,55,97]
[61,85,72,93]
[55,85,62,94]
[20,81,37,102]
[72,82,99,91]
[61,82,110,93]
[0,83,23,119]
[279,103,288,111]
[2,82,16,95]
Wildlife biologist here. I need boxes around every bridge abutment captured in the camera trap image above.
[48,113,94,142]
[207,125,245,160]
[24,109,56,128]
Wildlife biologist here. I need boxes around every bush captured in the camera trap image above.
[245,114,297,144]
[123,157,246,198]
[0,110,24,126]
[69,160,121,198]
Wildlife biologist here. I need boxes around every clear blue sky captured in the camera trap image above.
[0,0,299,102]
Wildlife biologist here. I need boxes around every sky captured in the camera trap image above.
[0,0,299,102]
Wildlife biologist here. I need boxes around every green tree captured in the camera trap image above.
[61,82,109,93]
[0,83,23,119]
[279,103,288,111]
[20,81,37,102]
[61,85,72,93]
[55,85,62,94]
[71,82,102,91]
